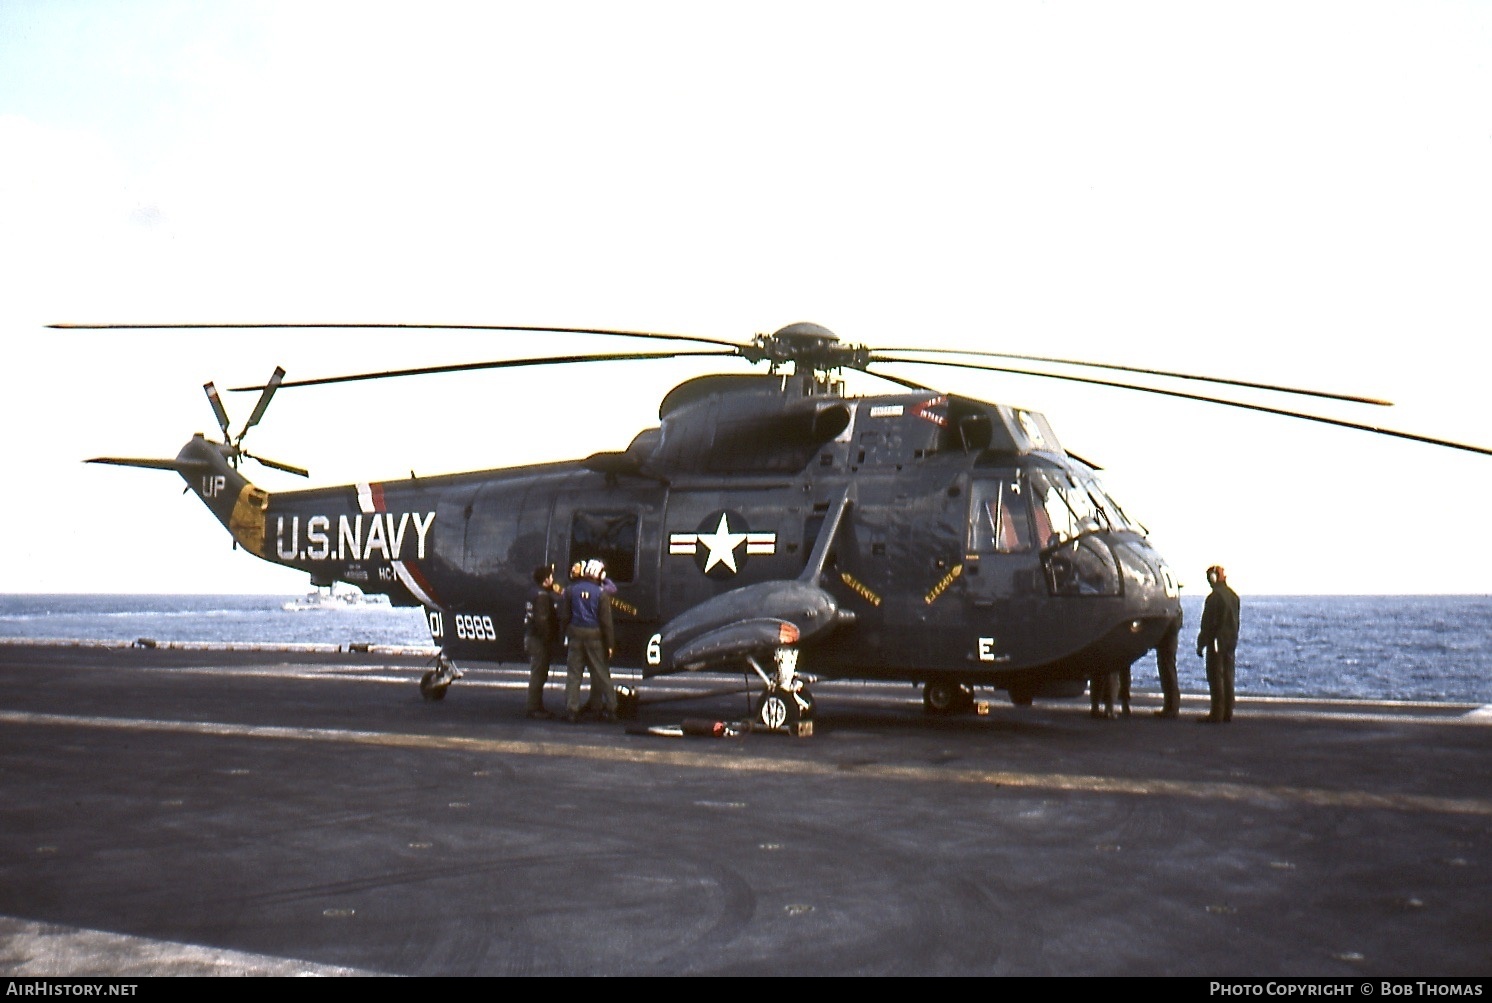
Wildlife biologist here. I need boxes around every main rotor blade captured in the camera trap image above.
[229,350,738,391]
[876,355,1492,458]
[240,366,285,434]
[50,321,745,350]
[203,382,232,440]
[875,347,1392,407]
[853,366,938,392]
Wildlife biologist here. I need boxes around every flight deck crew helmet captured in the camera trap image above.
[584,559,606,580]
[1206,565,1225,586]
[532,564,553,586]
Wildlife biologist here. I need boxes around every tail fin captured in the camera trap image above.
[89,434,271,557]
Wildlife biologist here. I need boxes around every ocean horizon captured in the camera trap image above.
[1,592,1489,705]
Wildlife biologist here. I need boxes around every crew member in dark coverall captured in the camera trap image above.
[523,564,561,719]
[560,560,617,723]
[1154,609,1182,718]
[567,559,618,718]
[1196,565,1241,723]
[1090,669,1119,719]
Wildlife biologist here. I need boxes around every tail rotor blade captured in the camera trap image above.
[203,382,233,440]
[246,452,310,478]
[239,366,285,439]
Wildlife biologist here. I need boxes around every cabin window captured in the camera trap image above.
[967,479,1033,554]
[569,511,638,584]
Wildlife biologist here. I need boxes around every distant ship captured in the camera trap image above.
[281,584,392,612]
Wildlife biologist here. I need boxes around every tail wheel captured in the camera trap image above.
[419,670,450,701]
[923,680,974,714]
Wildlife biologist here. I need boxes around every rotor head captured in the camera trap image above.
[741,322,871,374]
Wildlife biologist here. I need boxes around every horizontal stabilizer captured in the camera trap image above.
[86,456,212,472]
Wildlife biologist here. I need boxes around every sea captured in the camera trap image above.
[1,593,1489,705]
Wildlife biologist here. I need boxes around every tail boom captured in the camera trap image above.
[89,434,271,558]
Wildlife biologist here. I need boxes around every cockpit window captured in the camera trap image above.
[1028,469,1107,547]
[1081,476,1138,533]
[967,478,1034,554]
[974,469,1140,557]
[1046,537,1122,596]
[1113,541,1157,589]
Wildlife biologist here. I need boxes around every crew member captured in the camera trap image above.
[1196,565,1241,723]
[1089,669,1119,719]
[568,559,618,718]
[1154,609,1182,718]
[523,564,561,719]
[590,558,618,596]
[559,558,617,723]
[1087,666,1130,718]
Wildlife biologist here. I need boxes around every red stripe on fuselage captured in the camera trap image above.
[404,560,441,607]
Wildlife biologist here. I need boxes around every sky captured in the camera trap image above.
[2,1,1490,596]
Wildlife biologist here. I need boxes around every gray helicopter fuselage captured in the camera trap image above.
[187,375,1181,700]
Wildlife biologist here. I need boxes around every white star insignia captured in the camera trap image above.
[696,512,748,573]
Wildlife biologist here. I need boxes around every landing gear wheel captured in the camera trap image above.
[754,689,802,731]
[420,654,461,702]
[419,670,450,701]
[615,685,638,720]
[923,680,974,714]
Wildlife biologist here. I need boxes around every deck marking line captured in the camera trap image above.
[0,914,388,977]
[3,709,1489,817]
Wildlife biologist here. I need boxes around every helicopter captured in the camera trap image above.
[62,321,1492,729]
